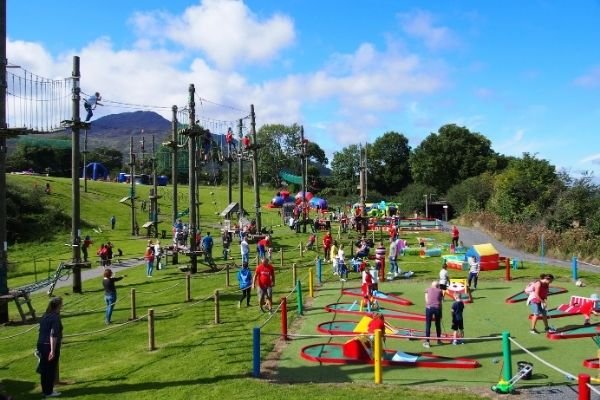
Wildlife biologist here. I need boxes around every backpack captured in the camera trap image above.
[525,281,537,294]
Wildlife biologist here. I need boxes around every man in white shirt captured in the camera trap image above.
[467,257,480,290]
[240,236,249,264]
[439,263,449,290]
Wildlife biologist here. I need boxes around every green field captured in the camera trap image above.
[1,175,598,399]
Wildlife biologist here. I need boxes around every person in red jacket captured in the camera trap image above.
[367,312,386,344]
[322,231,332,262]
[253,257,275,313]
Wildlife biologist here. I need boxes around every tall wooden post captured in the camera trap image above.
[238,119,244,216]
[0,0,9,322]
[171,106,179,225]
[250,105,261,232]
[70,56,83,293]
[187,84,198,274]
[300,126,307,233]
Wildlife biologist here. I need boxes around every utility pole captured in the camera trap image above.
[150,135,159,238]
[68,56,85,293]
[171,105,178,225]
[226,127,233,205]
[129,137,137,236]
[359,144,368,237]
[0,0,9,322]
[140,134,145,172]
[181,84,198,274]
[250,105,261,232]
[238,119,244,216]
[300,126,307,233]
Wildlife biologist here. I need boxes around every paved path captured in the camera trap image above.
[33,257,144,295]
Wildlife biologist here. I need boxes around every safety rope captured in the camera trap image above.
[509,337,577,380]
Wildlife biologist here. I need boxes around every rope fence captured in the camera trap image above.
[509,337,577,380]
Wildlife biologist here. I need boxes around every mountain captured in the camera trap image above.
[89,111,171,134]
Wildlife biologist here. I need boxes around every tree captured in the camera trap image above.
[330,145,360,197]
[87,147,124,175]
[488,153,562,223]
[445,173,494,215]
[256,124,328,188]
[546,171,600,232]
[410,124,499,193]
[395,182,437,217]
[7,136,71,176]
[368,131,412,195]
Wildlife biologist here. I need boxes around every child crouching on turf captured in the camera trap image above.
[451,293,464,345]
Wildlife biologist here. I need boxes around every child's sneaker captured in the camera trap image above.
[529,329,539,334]
[452,340,458,345]
[545,327,556,333]
[422,341,430,348]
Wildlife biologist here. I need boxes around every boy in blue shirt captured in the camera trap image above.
[237,262,252,308]
[451,294,465,345]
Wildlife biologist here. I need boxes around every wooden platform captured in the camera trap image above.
[0,291,36,322]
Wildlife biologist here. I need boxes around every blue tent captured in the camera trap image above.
[83,162,109,180]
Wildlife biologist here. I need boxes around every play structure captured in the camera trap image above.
[300,339,479,369]
[317,316,453,342]
[547,322,600,340]
[83,162,109,180]
[530,295,600,320]
[325,303,425,321]
[465,243,500,271]
[442,254,467,270]
[445,278,473,303]
[341,287,413,306]
[505,286,568,303]
[269,190,295,208]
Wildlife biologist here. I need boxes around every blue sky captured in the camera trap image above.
[6,0,600,180]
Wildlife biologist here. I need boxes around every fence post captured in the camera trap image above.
[281,297,288,340]
[501,331,512,382]
[374,329,382,384]
[130,288,137,320]
[308,268,314,298]
[505,257,511,281]
[296,280,303,315]
[252,327,261,378]
[214,289,220,324]
[572,256,578,281]
[280,248,284,269]
[225,264,230,287]
[579,374,591,400]
[292,263,297,286]
[148,309,155,351]
[316,256,322,285]
[185,273,191,302]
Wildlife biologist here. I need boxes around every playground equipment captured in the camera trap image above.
[341,287,413,306]
[445,278,473,303]
[548,322,600,340]
[325,302,425,321]
[530,295,600,320]
[317,316,454,342]
[0,263,70,322]
[301,339,479,369]
[505,286,568,303]
[465,243,500,271]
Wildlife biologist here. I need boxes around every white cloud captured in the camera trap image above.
[580,153,600,165]
[398,10,459,51]
[6,1,449,149]
[574,66,600,88]
[131,0,295,69]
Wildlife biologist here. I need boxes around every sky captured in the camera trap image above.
[5,0,600,180]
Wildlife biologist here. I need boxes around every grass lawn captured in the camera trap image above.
[1,175,599,399]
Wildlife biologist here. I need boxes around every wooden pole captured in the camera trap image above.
[214,289,220,324]
[185,273,191,302]
[292,263,297,286]
[130,288,137,320]
[148,308,155,351]
[225,264,230,287]
[299,242,304,258]
[280,297,288,340]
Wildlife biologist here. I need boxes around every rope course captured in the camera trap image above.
[5,67,71,133]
